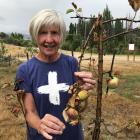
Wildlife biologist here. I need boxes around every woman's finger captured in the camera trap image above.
[41,114,65,131]
[80,83,95,90]
[42,119,62,131]
[81,78,96,85]
[42,131,53,140]
[74,71,93,79]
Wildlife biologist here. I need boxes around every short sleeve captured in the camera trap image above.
[70,57,79,83]
[15,63,32,93]
[71,57,79,73]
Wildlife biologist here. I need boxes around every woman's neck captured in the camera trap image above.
[36,52,61,63]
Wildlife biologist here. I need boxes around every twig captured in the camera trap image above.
[70,16,97,20]
[103,17,140,24]
[103,28,140,42]
[78,23,96,68]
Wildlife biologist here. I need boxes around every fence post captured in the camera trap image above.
[127,50,129,61]
[133,50,135,62]
[8,54,11,66]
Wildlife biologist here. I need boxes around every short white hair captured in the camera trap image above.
[29,9,66,44]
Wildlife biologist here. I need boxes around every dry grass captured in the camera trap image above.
[0,46,140,140]
[5,44,26,57]
[0,91,26,140]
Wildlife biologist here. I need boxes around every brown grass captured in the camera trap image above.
[0,46,140,140]
[5,44,25,57]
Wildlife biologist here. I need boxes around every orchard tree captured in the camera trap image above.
[65,1,140,140]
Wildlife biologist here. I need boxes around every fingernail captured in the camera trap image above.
[63,125,65,130]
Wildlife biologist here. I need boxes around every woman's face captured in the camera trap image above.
[37,25,61,57]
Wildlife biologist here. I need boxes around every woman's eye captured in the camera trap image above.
[51,31,59,35]
[39,31,48,35]
[39,31,59,35]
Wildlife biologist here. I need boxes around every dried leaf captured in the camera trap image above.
[128,0,140,11]
[136,122,140,127]
[62,108,69,122]
[5,94,15,100]
[1,83,11,89]
[69,119,79,126]
[11,106,21,117]
[68,94,78,108]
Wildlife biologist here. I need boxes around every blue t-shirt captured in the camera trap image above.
[15,53,83,140]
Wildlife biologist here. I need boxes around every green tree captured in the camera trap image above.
[102,5,114,53]
[69,23,76,34]
[71,34,82,51]
[0,32,8,39]
[6,32,24,46]
[114,20,124,53]
[77,19,85,40]
[87,15,96,51]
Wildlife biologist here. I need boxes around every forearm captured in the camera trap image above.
[25,111,41,132]
[22,93,41,132]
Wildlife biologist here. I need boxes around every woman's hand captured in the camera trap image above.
[38,114,65,140]
[74,71,96,90]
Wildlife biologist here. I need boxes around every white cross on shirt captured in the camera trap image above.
[37,71,69,105]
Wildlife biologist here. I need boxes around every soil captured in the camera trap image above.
[0,47,140,140]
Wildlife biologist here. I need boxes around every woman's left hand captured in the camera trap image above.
[74,71,96,91]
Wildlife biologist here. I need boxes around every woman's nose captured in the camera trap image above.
[45,34,54,43]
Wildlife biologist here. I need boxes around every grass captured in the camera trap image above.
[0,63,26,140]
[114,75,140,100]
[0,46,140,139]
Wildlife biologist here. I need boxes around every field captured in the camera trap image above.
[0,44,140,140]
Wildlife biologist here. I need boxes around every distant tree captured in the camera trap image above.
[71,34,82,51]
[69,23,76,34]
[77,19,85,40]
[0,32,8,40]
[6,32,24,46]
[87,15,96,51]
[61,41,71,50]
[114,20,124,53]
[102,5,114,53]
[102,5,113,36]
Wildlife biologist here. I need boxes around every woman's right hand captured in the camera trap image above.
[38,114,66,140]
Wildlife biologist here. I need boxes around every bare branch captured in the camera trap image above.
[71,16,140,23]
[70,16,97,20]
[103,28,140,42]
[103,17,140,24]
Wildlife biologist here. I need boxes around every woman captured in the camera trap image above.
[15,9,96,140]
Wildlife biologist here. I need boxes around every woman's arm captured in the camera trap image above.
[22,93,65,140]
[22,93,41,131]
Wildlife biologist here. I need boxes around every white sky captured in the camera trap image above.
[0,0,139,34]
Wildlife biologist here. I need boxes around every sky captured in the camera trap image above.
[0,0,140,34]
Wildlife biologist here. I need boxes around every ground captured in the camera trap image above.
[0,44,140,140]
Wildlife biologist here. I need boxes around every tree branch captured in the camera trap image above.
[103,17,140,24]
[103,28,140,42]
